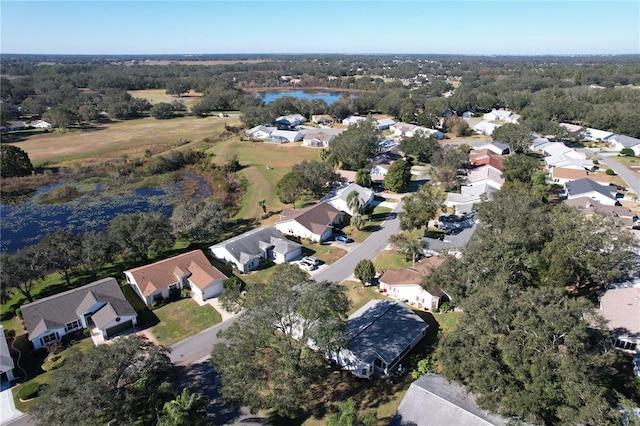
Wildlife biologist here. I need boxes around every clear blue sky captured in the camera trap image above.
[1,1,639,55]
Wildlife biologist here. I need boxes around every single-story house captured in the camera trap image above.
[483,108,519,124]
[469,149,504,170]
[376,118,396,130]
[342,115,369,126]
[581,127,616,142]
[276,114,306,126]
[560,122,584,135]
[608,135,640,156]
[125,250,227,306]
[598,286,640,353]
[550,167,588,185]
[275,202,344,243]
[446,181,497,215]
[0,325,16,383]
[302,131,335,147]
[390,373,511,426]
[321,182,374,214]
[264,129,303,143]
[4,121,28,132]
[390,122,417,138]
[466,165,504,189]
[210,226,302,273]
[472,121,500,136]
[565,197,635,227]
[30,120,52,129]
[565,178,618,206]
[329,300,428,379]
[406,126,445,140]
[20,278,138,350]
[311,114,333,125]
[336,169,357,183]
[246,125,273,140]
[379,257,447,310]
[474,141,510,155]
[544,154,594,171]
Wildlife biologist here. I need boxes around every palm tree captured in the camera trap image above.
[346,190,364,215]
[258,199,267,215]
[158,388,211,426]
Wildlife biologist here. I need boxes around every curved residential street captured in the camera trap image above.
[579,148,640,196]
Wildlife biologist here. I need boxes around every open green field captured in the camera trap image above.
[206,139,323,219]
[128,89,203,107]
[10,115,241,167]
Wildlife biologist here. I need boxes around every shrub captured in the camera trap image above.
[42,353,66,371]
[605,168,616,176]
[16,382,40,400]
[15,308,21,319]
[621,148,635,157]
[83,329,91,338]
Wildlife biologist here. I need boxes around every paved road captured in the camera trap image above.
[579,149,640,196]
[312,201,403,283]
[170,316,238,366]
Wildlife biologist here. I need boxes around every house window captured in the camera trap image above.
[42,332,57,345]
[64,319,82,332]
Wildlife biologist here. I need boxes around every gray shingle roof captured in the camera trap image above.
[565,178,616,200]
[614,135,640,148]
[210,226,301,264]
[21,278,136,338]
[345,300,427,365]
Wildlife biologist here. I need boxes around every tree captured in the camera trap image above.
[0,246,46,303]
[31,335,175,425]
[43,106,76,130]
[276,171,307,209]
[82,230,112,280]
[166,80,190,97]
[354,259,376,285]
[218,275,245,314]
[439,284,623,425]
[443,115,470,137]
[389,233,424,265]
[258,199,267,215]
[350,213,366,231]
[109,212,174,260]
[326,399,377,426]
[399,182,446,232]
[492,123,531,154]
[346,190,364,215]
[501,154,541,184]
[292,159,341,197]
[38,230,82,287]
[355,168,372,187]
[211,264,350,418]
[384,159,412,193]
[149,102,175,119]
[1,145,34,178]
[329,120,379,170]
[171,200,228,242]
[399,133,442,163]
[158,388,212,426]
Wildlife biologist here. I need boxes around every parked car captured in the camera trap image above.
[297,260,316,271]
[335,235,353,243]
[302,256,320,266]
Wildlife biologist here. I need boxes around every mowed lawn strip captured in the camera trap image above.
[128,89,203,107]
[149,298,222,346]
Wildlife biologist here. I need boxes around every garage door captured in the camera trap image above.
[105,320,134,338]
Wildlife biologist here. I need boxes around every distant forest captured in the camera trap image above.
[2,53,640,137]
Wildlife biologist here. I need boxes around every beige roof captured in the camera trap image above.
[552,167,588,180]
[380,257,445,286]
[126,250,226,296]
[278,203,343,236]
[599,287,640,337]
[564,197,635,226]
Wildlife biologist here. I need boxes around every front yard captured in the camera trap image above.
[146,298,222,347]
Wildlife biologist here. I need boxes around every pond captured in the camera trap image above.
[256,90,347,105]
[0,182,179,253]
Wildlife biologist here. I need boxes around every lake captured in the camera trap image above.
[256,90,346,104]
[0,183,178,253]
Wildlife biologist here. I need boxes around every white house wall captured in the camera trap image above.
[275,221,323,243]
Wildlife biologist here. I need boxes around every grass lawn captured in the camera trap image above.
[128,89,203,107]
[11,115,241,167]
[300,242,347,265]
[206,139,322,219]
[342,206,393,243]
[341,281,387,315]
[148,298,222,346]
[610,154,640,172]
[373,250,414,272]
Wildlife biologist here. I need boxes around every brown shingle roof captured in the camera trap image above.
[552,167,588,180]
[278,203,343,236]
[126,250,226,296]
[380,257,445,285]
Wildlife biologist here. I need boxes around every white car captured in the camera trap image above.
[302,256,319,266]
[297,260,316,271]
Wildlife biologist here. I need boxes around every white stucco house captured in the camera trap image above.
[608,135,640,156]
[390,122,417,138]
[264,129,303,143]
[483,108,519,123]
[328,300,428,379]
[30,120,52,129]
[342,115,369,126]
[376,118,396,130]
[210,226,302,273]
[275,202,344,243]
[302,131,335,147]
[321,182,375,215]
[276,114,306,126]
[473,120,500,136]
[125,250,227,306]
[20,278,138,350]
[565,178,618,206]
[246,125,273,140]
[378,257,448,310]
